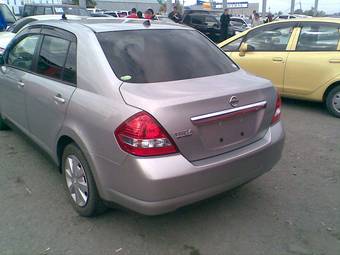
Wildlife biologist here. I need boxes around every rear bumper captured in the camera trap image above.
[93,122,285,215]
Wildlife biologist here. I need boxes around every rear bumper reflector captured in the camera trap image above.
[191,101,267,125]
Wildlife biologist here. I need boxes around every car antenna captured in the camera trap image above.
[62,13,67,20]
[143,19,151,27]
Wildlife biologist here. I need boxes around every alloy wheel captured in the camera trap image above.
[332,92,340,114]
[64,155,89,207]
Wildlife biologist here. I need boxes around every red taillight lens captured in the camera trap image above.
[114,112,178,156]
[271,92,282,124]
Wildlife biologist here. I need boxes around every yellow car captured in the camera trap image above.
[218,18,340,117]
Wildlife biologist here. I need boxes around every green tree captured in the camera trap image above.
[294,9,303,14]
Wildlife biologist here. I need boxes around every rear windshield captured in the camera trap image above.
[96,29,238,83]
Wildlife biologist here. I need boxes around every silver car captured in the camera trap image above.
[0,19,285,216]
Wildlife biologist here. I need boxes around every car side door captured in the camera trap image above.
[283,22,340,98]
[25,27,77,154]
[229,22,297,93]
[0,31,41,132]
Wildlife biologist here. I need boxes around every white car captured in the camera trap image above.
[0,15,82,52]
[274,14,312,21]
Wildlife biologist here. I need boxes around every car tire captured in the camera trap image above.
[325,85,340,118]
[0,115,9,130]
[62,143,106,217]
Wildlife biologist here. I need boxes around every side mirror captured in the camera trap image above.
[239,42,248,56]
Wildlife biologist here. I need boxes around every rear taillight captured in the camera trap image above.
[271,92,282,124]
[114,112,178,156]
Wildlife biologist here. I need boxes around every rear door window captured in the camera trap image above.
[221,37,243,52]
[63,42,77,84]
[296,23,340,51]
[36,35,70,81]
[97,29,238,83]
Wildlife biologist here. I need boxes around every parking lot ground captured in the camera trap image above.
[0,98,339,255]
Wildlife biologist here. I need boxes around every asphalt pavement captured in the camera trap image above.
[0,98,339,255]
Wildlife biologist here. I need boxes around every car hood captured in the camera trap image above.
[0,32,15,50]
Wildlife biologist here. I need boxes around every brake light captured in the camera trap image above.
[114,112,178,156]
[271,92,282,124]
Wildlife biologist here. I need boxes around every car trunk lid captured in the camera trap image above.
[119,70,277,162]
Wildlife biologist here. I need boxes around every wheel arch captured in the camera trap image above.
[323,81,340,102]
[55,128,92,173]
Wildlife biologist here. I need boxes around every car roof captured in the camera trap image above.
[24,4,84,7]
[272,17,340,23]
[27,15,83,21]
[30,18,191,33]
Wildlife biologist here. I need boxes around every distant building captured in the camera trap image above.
[189,1,259,17]
[96,0,160,12]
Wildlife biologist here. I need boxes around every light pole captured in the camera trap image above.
[79,0,86,8]
[167,0,172,15]
[262,0,267,16]
[290,0,295,14]
[314,0,319,16]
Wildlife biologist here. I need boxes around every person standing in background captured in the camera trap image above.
[264,13,273,23]
[137,11,143,19]
[0,9,7,32]
[168,6,182,23]
[127,8,138,18]
[251,13,262,27]
[220,8,230,41]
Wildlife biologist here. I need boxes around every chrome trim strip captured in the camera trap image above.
[191,101,267,122]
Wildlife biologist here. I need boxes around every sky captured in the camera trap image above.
[182,0,340,14]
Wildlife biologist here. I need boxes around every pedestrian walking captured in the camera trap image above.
[264,13,273,23]
[168,6,182,23]
[137,11,143,19]
[144,9,153,20]
[220,8,230,41]
[127,8,138,18]
[252,13,262,27]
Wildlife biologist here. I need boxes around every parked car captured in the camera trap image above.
[22,4,89,17]
[0,3,17,28]
[230,16,252,31]
[90,13,112,17]
[182,13,228,42]
[218,18,340,117]
[0,19,284,216]
[0,15,82,53]
[273,14,311,21]
[155,15,175,23]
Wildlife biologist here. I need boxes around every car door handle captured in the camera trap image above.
[272,57,284,62]
[329,59,340,63]
[54,94,66,104]
[17,81,25,88]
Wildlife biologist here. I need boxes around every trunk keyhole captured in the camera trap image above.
[219,138,224,143]
[240,132,244,137]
